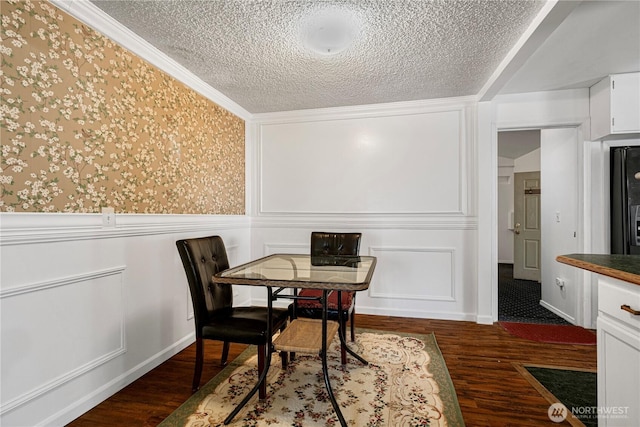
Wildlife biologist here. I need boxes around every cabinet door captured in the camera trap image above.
[597,315,640,426]
[611,73,640,134]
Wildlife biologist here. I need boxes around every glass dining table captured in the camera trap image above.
[213,253,377,426]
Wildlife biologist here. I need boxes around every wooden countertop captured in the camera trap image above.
[556,254,640,286]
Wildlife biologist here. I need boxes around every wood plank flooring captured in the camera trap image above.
[66,315,597,426]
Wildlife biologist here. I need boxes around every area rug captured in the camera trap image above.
[159,330,464,427]
[514,363,597,427]
[499,322,596,345]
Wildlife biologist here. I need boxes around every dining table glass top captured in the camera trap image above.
[215,254,377,291]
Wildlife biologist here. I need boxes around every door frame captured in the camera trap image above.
[487,119,594,328]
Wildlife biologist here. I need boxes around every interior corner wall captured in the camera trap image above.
[250,98,479,322]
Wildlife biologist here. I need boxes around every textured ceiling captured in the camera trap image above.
[501,0,640,94]
[90,0,546,113]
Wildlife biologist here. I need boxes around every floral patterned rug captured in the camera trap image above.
[160,330,464,427]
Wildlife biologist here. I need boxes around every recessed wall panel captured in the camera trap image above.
[368,247,455,301]
[259,109,464,214]
[1,269,125,410]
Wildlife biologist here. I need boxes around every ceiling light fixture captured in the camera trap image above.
[303,12,355,55]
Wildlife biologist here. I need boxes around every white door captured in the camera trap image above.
[513,172,541,281]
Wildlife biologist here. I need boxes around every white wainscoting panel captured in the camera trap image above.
[0,213,251,427]
[368,247,455,302]
[249,226,476,321]
[258,108,465,215]
[0,267,126,414]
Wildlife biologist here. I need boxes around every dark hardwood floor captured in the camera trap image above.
[67,314,596,426]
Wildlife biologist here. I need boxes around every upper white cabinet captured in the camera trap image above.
[590,72,640,140]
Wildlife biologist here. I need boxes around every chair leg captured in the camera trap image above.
[257,344,267,400]
[350,310,356,342]
[192,337,204,392]
[221,341,230,366]
[340,315,347,365]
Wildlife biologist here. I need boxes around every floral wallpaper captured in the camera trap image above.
[0,0,245,214]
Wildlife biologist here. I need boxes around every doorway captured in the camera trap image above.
[497,129,576,324]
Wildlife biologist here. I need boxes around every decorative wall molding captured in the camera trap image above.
[368,246,456,302]
[254,100,474,217]
[50,0,251,121]
[0,266,125,299]
[41,332,195,427]
[0,213,250,246]
[252,215,477,231]
[0,267,126,415]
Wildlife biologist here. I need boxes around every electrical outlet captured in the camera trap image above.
[102,207,115,227]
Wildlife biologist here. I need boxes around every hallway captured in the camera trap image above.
[498,263,570,325]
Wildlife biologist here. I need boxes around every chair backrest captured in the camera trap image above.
[310,232,361,256]
[176,236,233,330]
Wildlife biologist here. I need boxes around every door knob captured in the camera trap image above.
[514,223,521,235]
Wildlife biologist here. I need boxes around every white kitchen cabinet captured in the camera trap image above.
[590,72,640,140]
[597,276,640,426]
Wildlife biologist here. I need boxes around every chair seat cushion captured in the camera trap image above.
[201,306,289,345]
[295,290,354,320]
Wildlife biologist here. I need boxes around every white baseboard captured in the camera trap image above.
[539,300,576,325]
[475,314,495,325]
[358,306,477,322]
[42,333,195,427]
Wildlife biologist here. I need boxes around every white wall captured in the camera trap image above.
[0,214,251,427]
[249,98,479,321]
[540,128,580,322]
[515,148,541,173]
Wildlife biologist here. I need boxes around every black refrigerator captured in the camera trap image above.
[610,146,640,255]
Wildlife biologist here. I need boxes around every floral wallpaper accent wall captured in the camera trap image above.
[0,0,245,214]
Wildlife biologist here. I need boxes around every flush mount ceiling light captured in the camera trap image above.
[303,11,356,55]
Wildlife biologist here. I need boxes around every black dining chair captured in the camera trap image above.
[176,235,290,395]
[295,232,362,364]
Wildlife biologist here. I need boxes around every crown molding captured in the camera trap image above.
[251,214,477,230]
[252,95,478,124]
[49,0,252,121]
